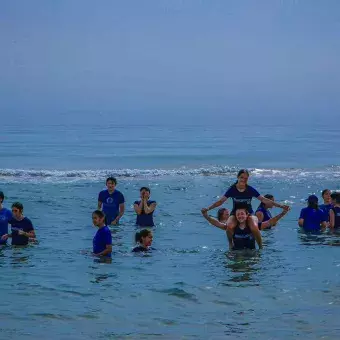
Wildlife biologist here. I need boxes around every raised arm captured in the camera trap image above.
[202,196,227,213]
[143,201,156,214]
[134,201,143,215]
[256,210,264,223]
[201,209,227,230]
[257,195,288,209]
[260,207,290,230]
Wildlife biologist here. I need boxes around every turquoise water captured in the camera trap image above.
[0,120,340,339]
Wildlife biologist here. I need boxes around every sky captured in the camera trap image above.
[0,0,339,124]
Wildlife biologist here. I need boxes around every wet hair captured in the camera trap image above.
[322,189,330,197]
[140,187,150,193]
[106,177,117,185]
[235,203,250,214]
[12,202,23,212]
[331,192,340,203]
[135,229,152,243]
[0,191,4,203]
[258,194,274,209]
[92,210,105,219]
[308,201,318,210]
[217,208,228,222]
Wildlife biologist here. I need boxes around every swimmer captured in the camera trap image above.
[98,177,125,226]
[1,202,35,246]
[298,195,327,232]
[132,229,154,253]
[0,191,12,245]
[134,187,157,227]
[92,210,112,257]
[202,169,289,249]
[256,194,274,224]
[329,193,340,230]
[319,189,333,222]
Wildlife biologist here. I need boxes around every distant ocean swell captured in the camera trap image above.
[0,166,339,183]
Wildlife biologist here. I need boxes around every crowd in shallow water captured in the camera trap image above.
[0,169,340,257]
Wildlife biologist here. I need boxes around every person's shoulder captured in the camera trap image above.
[132,246,143,253]
[134,200,140,205]
[148,200,156,204]
[99,189,108,197]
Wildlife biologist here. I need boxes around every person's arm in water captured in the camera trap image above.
[320,221,327,231]
[257,195,289,210]
[1,233,12,241]
[201,209,227,230]
[202,196,227,213]
[143,200,156,214]
[260,207,290,230]
[134,201,143,215]
[329,209,335,229]
[256,210,264,223]
[94,244,112,257]
[112,203,125,225]
[98,201,103,210]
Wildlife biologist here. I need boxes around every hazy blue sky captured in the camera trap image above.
[0,0,339,123]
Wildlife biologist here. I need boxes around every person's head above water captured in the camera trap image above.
[135,229,153,247]
[321,189,331,204]
[11,202,24,219]
[235,207,249,224]
[92,210,106,227]
[235,169,250,187]
[106,177,117,192]
[217,208,230,222]
[0,191,4,204]
[259,194,275,209]
[307,195,318,210]
[140,187,151,199]
[331,192,340,205]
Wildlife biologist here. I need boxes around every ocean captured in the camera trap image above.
[0,118,340,339]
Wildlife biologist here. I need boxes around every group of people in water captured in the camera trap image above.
[1,169,339,257]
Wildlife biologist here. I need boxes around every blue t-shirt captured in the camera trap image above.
[224,185,260,214]
[10,217,34,246]
[93,226,112,257]
[134,200,156,227]
[256,206,272,222]
[299,207,326,232]
[98,189,125,224]
[319,203,333,222]
[331,207,340,229]
[0,208,12,245]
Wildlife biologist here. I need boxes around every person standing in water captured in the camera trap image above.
[134,187,157,227]
[329,193,340,230]
[0,191,12,245]
[132,229,154,253]
[256,194,274,224]
[298,195,327,232]
[92,210,112,258]
[98,177,125,226]
[1,202,35,246]
[319,189,333,222]
[202,169,289,249]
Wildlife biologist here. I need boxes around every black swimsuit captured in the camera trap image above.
[232,224,255,250]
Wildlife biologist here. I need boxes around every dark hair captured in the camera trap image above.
[322,189,330,197]
[331,192,339,200]
[335,194,340,204]
[106,177,117,185]
[0,191,4,203]
[12,202,23,212]
[140,187,150,193]
[217,208,228,222]
[92,210,105,219]
[234,169,250,186]
[258,194,274,209]
[135,229,152,243]
[235,202,250,213]
[308,201,318,210]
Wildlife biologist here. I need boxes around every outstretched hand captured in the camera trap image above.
[201,208,208,216]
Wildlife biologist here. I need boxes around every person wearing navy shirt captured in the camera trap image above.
[132,229,154,253]
[319,189,333,222]
[92,210,112,257]
[256,194,274,228]
[0,191,12,245]
[98,177,125,225]
[1,202,35,246]
[134,187,157,227]
[202,169,289,249]
[298,195,327,232]
[329,193,340,230]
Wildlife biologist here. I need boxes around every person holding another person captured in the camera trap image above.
[98,177,125,226]
[298,195,327,233]
[0,191,12,245]
[134,187,157,227]
[1,202,35,246]
[92,210,112,258]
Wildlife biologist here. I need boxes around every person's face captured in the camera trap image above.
[222,209,230,220]
[323,190,331,202]
[237,173,249,186]
[12,207,23,219]
[92,214,104,227]
[140,189,150,199]
[142,233,153,247]
[236,209,248,223]
[106,180,116,192]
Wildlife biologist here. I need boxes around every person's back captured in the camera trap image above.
[299,207,325,232]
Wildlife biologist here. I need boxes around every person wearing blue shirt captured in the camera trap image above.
[319,189,333,222]
[134,187,157,227]
[202,169,289,249]
[329,193,340,230]
[92,210,112,258]
[298,195,327,232]
[1,202,35,246]
[0,191,12,245]
[256,194,274,226]
[98,177,125,225]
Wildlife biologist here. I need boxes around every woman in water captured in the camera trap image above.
[298,195,327,232]
[132,229,154,253]
[92,210,112,258]
[202,169,289,248]
[134,187,157,227]
[329,193,340,230]
[1,202,35,246]
[319,189,333,222]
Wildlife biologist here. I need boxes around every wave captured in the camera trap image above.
[0,166,339,183]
